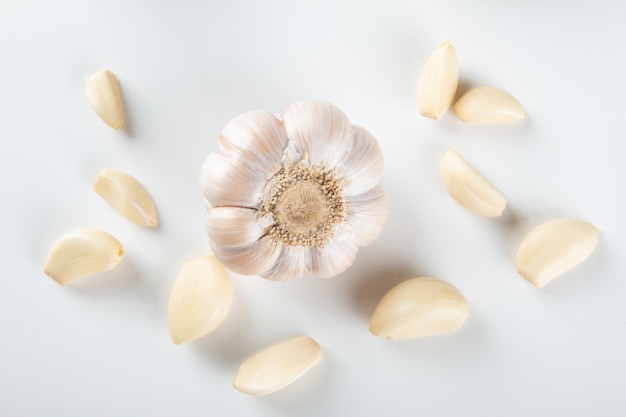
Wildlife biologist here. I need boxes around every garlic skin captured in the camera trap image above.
[167,255,233,344]
[417,40,459,119]
[441,148,507,217]
[233,336,323,396]
[93,169,158,227]
[200,100,387,281]
[43,228,124,285]
[85,68,125,130]
[515,218,599,288]
[453,86,526,123]
[369,277,469,339]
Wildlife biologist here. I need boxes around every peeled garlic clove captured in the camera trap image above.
[453,86,526,123]
[85,68,125,129]
[416,40,459,119]
[167,255,233,344]
[515,218,599,288]
[43,228,124,285]
[234,336,323,396]
[441,148,506,217]
[369,277,469,339]
[94,169,158,227]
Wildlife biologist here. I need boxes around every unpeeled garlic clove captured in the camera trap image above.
[416,40,459,119]
[515,218,599,288]
[94,169,158,227]
[43,228,124,285]
[453,86,526,123]
[369,277,469,339]
[85,68,125,130]
[441,148,507,217]
[233,336,323,396]
[167,255,233,344]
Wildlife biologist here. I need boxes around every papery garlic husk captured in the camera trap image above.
[369,277,469,339]
[441,148,507,217]
[515,218,599,288]
[453,86,526,123]
[85,68,125,129]
[233,336,323,396]
[167,255,233,344]
[417,40,459,119]
[43,228,124,285]
[94,169,158,227]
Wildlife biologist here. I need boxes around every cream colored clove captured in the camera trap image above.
[453,86,526,123]
[515,218,599,288]
[369,277,469,339]
[85,68,125,130]
[167,255,233,344]
[43,228,124,285]
[416,40,459,119]
[441,148,507,217]
[94,169,158,227]
[233,336,323,396]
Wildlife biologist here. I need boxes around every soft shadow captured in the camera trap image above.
[119,82,135,138]
[348,263,418,321]
[369,309,485,360]
[495,205,522,229]
[454,78,474,103]
[67,256,140,294]
[189,282,250,368]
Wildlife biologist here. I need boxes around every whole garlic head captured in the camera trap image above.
[200,100,388,281]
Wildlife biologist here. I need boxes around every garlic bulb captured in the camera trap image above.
[416,40,459,119]
[43,228,124,285]
[167,255,233,344]
[515,218,599,288]
[453,86,526,123]
[200,100,388,281]
[233,336,323,396]
[369,277,469,339]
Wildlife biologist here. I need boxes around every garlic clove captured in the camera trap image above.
[205,206,264,248]
[167,255,233,344]
[43,228,124,285]
[337,125,385,197]
[310,231,359,278]
[441,148,507,217]
[94,169,158,227]
[218,110,287,175]
[345,185,388,247]
[210,235,281,276]
[199,151,269,208]
[85,68,125,130]
[233,336,323,396]
[515,218,599,288]
[453,86,526,123]
[416,40,459,119]
[284,100,352,167]
[260,245,310,282]
[369,277,469,339]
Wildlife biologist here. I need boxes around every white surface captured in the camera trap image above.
[2,1,625,416]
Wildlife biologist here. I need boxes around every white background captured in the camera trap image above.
[2,1,625,416]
